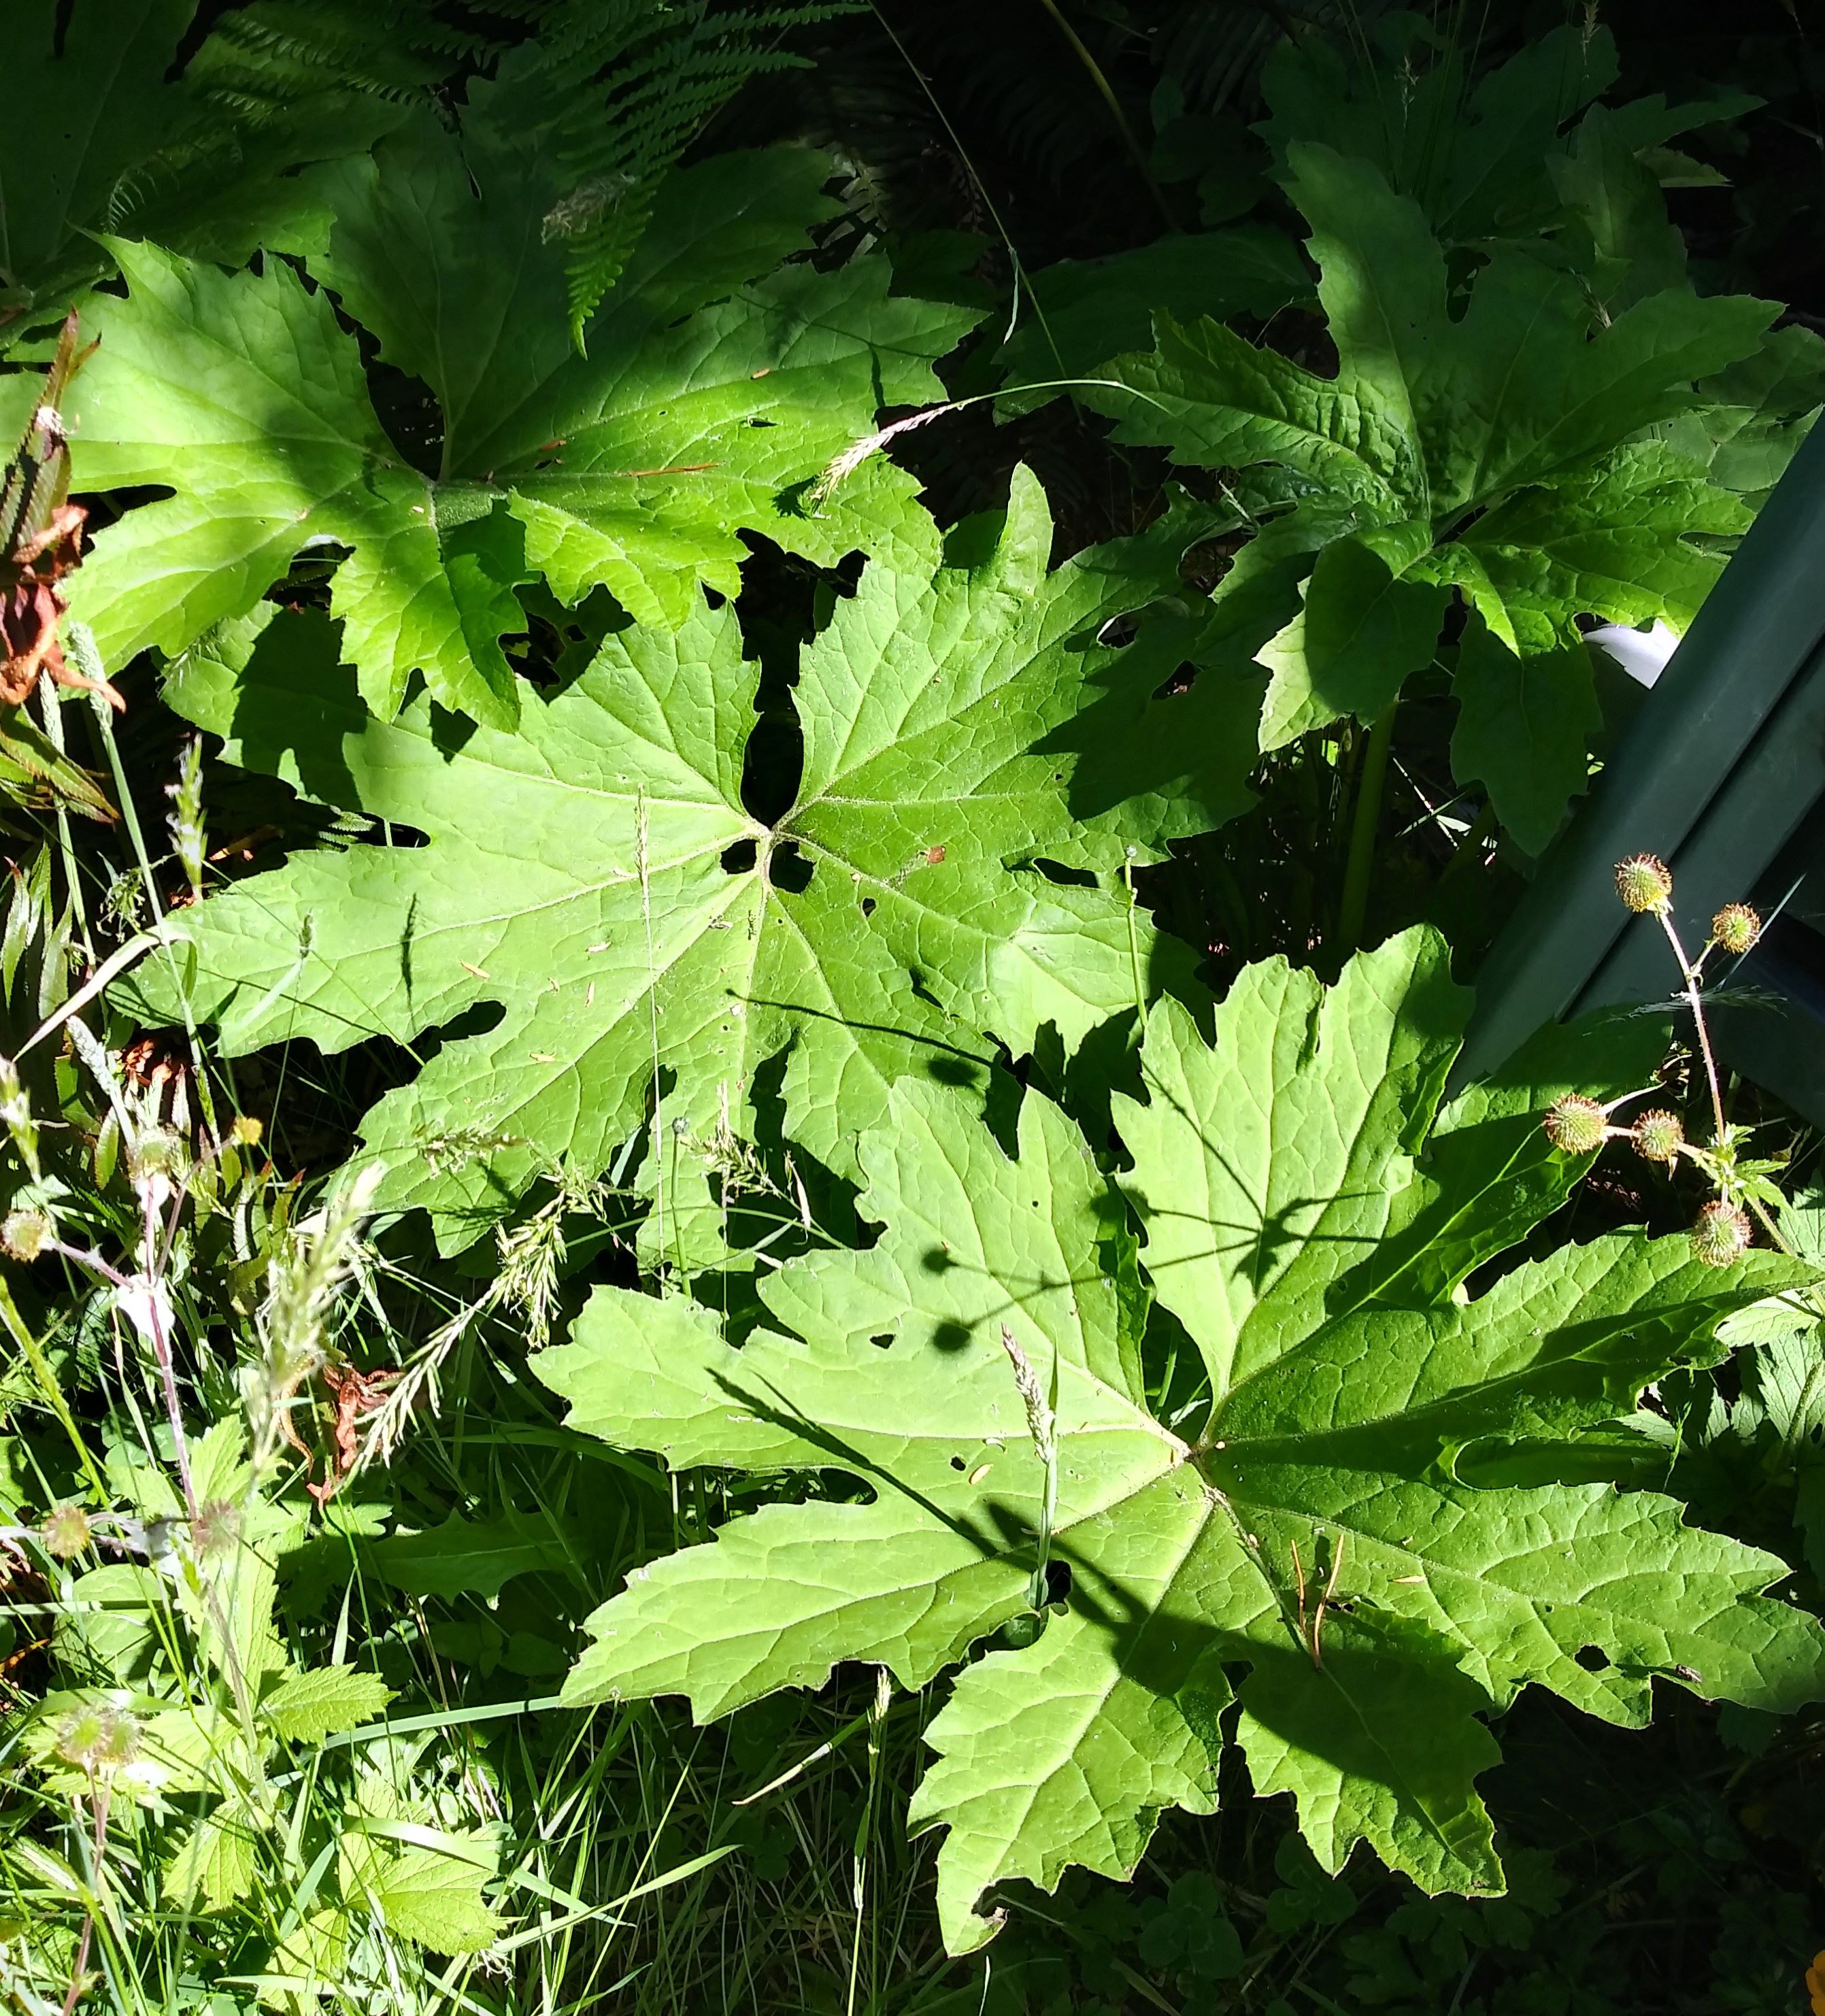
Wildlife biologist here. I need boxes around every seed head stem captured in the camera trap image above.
[1656,908,1726,1144]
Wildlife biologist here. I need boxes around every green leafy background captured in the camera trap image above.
[4,3,1825,2011]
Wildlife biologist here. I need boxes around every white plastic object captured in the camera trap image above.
[1584,618,1681,690]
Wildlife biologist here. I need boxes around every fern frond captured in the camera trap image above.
[183,0,514,121]
[488,0,860,343]
[88,0,552,258]
[1152,0,1410,114]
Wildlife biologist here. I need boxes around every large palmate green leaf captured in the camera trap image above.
[538,929,1824,1953]
[128,470,1253,1246]
[1087,143,1771,851]
[56,125,979,729]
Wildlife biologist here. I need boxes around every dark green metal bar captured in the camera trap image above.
[1458,416,1825,1096]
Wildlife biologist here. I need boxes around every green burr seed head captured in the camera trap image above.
[1630,1109,1685,1166]
[1709,903,1762,956]
[1614,853,1674,914]
[1,1208,52,1262]
[1544,1094,1607,1156]
[39,1502,92,1560]
[55,1704,139,1773]
[1691,1198,1752,1267]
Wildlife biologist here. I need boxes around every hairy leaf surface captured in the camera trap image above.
[541,929,1822,1951]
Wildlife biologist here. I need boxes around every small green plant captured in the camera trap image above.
[1546,853,1790,1263]
[0,1032,510,2006]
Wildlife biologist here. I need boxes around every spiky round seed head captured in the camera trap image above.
[1615,853,1674,914]
[1692,1199,1752,1268]
[54,1707,109,1769]
[55,1704,137,1773]
[1710,903,1762,956]
[1630,1109,1685,1166]
[39,1503,92,1560]
[1544,1094,1608,1156]
[128,1126,184,1182]
[1,1209,52,1262]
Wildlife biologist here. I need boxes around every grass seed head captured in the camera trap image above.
[1709,903,1762,956]
[1543,1094,1607,1156]
[1630,1109,1685,1166]
[1615,853,1674,914]
[1692,1198,1752,1267]
[167,737,206,904]
[999,1325,1054,1465]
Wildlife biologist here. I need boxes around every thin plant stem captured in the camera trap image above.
[1122,846,1148,1040]
[1032,0,1177,229]
[1336,705,1397,958]
[1656,909,1726,1142]
[0,1277,112,1502]
[39,678,96,968]
[845,1666,893,2016]
[71,631,223,1144]
[58,1912,93,2016]
[869,2,1050,348]
[137,1188,199,1522]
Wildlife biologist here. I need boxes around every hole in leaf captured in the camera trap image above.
[860,896,877,918]
[869,1334,893,1350]
[1574,1645,1611,1673]
[1043,1560,1073,1605]
[950,1455,966,1471]
[1152,662,1198,701]
[428,701,480,758]
[722,839,758,875]
[769,842,814,894]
